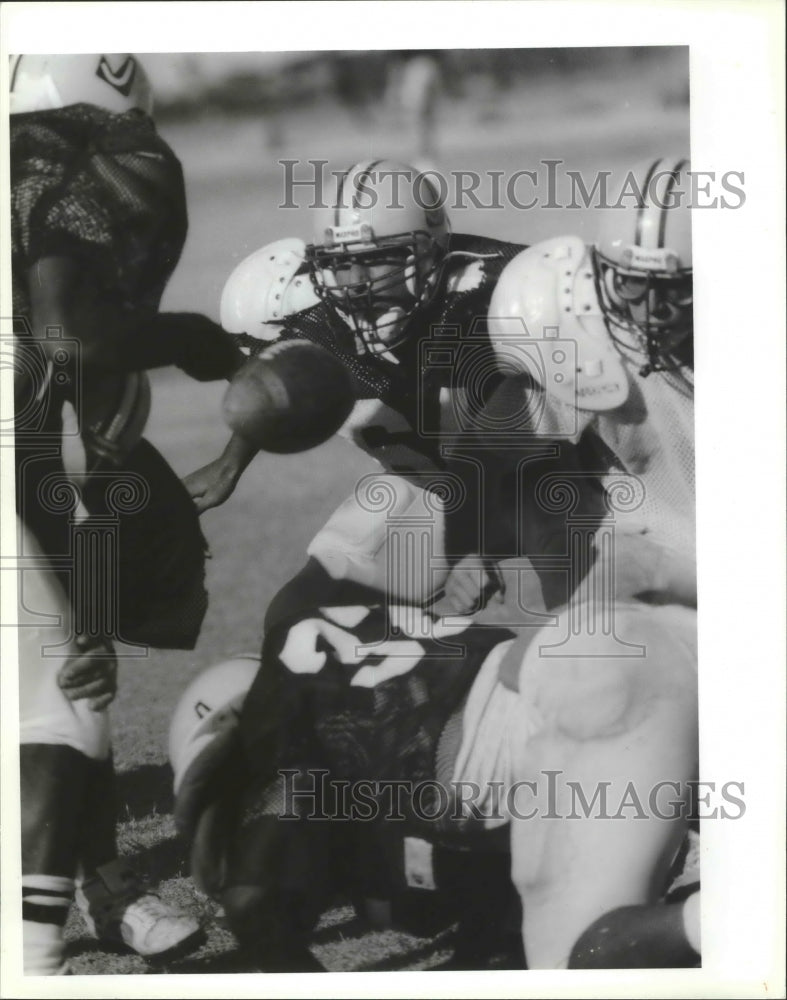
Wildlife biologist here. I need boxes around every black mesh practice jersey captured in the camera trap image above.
[234,234,527,474]
[10,103,187,319]
[10,105,208,649]
[244,597,515,821]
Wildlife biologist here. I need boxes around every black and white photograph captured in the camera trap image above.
[1,2,784,997]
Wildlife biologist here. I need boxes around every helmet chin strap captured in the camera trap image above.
[440,249,500,265]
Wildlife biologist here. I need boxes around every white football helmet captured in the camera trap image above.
[168,655,259,796]
[306,159,450,355]
[10,54,154,116]
[594,157,693,375]
[219,239,320,341]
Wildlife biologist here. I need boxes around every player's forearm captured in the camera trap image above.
[216,431,260,478]
[183,431,259,513]
[26,257,243,379]
[77,312,242,380]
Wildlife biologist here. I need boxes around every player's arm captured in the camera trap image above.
[437,431,510,614]
[440,555,505,615]
[26,256,243,381]
[57,634,118,712]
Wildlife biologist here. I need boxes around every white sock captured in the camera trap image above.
[23,874,74,975]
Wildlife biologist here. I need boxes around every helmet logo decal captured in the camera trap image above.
[96,55,138,97]
[328,223,373,245]
[621,245,680,272]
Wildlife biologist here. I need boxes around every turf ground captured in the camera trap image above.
[60,57,690,973]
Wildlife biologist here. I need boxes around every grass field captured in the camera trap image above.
[59,57,690,974]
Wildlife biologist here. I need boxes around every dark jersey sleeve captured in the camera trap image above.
[11,104,187,317]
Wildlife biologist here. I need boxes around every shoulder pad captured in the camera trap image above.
[219,238,320,341]
[488,236,629,411]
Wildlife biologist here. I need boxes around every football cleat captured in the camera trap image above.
[75,861,204,959]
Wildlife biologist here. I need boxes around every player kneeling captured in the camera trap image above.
[168,588,698,971]
[474,156,699,968]
[177,157,700,970]
[168,602,531,971]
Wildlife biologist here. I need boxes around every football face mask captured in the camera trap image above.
[594,252,693,372]
[308,228,443,355]
[593,156,693,376]
[307,159,450,357]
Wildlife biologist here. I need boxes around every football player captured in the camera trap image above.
[176,162,592,968]
[10,53,243,973]
[175,157,700,970]
[462,154,700,968]
[186,159,532,608]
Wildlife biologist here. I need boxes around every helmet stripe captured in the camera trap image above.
[10,55,24,91]
[351,159,384,212]
[658,157,689,248]
[334,160,384,225]
[635,158,662,249]
[334,168,348,227]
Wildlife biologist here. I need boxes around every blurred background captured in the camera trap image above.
[144,47,690,313]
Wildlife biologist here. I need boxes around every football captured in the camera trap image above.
[222,339,356,453]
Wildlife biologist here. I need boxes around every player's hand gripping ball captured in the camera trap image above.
[222,340,356,453]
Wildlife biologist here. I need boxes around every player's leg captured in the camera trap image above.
[18,521,203,967]
[171,647,342,971]
[81,438,208,650]
[216,772,342,972]
[58,440,206,956]
[306,476,448,606]
[18,521,112,975]
[505,602,698,969]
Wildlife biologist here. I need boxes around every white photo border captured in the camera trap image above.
[1,2,784,998]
